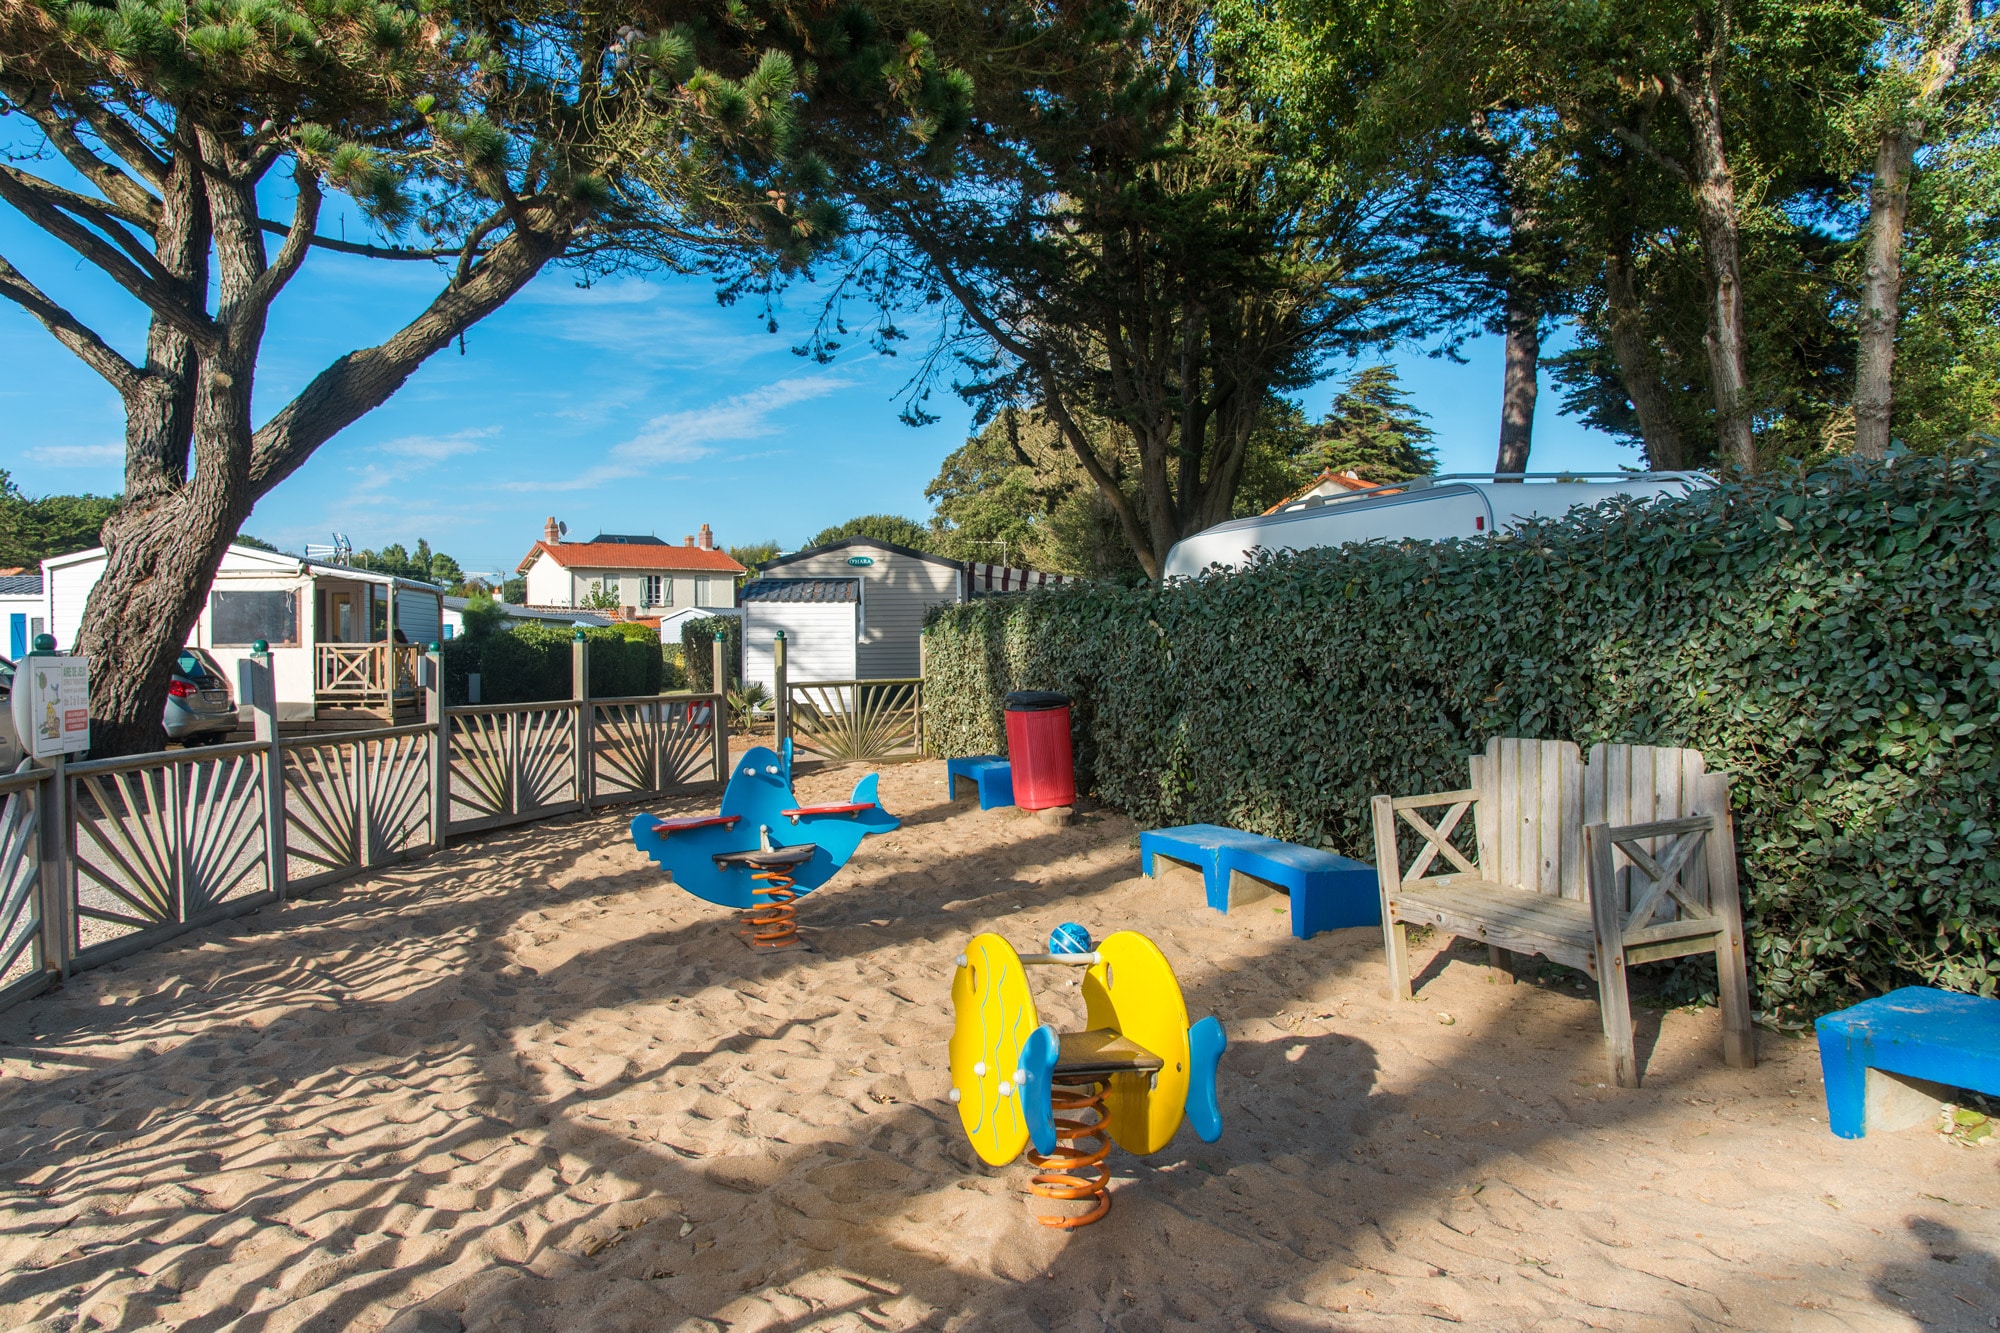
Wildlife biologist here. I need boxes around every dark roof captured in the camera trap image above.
[587,533,667,545]
[740,577,860,604]
[759,535,965,573]
[0,573,44,596]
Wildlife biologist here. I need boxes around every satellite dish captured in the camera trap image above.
[558,522,568,537]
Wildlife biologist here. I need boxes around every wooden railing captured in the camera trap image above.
[315,642,423,698]
[0,636,733,1015]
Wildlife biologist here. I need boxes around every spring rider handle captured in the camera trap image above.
[1185,1015,1227,1143]
[1020,1025,1061,1156]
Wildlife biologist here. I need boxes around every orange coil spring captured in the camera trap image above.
[1025,1076,1111,1228]
[741,868,799,948]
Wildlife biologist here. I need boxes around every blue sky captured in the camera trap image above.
[1,198,1641,581]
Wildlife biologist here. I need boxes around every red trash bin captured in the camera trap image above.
[1004,691,1074,810]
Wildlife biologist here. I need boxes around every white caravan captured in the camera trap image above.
[1161,472,1711,579]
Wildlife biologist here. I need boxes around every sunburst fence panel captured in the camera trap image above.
[787,679,924,763]
[0,770,45,1000]
[589,693,724,802]
[68,743,270,962]
[444,702,583,834]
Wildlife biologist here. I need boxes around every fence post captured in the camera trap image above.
[709,633,729,782]
[35,755,69,980]
[243,645,286,902]
[573,632,593,808]
[426,645,448,851]
[772,629,789,749]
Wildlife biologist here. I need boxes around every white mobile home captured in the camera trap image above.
[756,538,968,679]
[1162,472,1711,579]
[44,544,445,722]
[742,578,859,696]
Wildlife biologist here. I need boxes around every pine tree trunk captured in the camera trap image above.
[1495,286,1539,476]
[1604,240,1688,470]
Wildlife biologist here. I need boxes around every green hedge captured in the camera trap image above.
[922,456,2000,1011]
[682,615,742,692]
[441,622,662,704]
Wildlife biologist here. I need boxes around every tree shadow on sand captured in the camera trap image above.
[0,775,1981,1331]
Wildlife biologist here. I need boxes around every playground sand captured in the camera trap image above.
[0,756,1993,1331]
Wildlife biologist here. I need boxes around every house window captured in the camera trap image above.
[210,590,300,646]
[694,577,711,605]
[643,575,663,606]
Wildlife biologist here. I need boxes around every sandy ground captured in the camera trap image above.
[0,757,1995,1332]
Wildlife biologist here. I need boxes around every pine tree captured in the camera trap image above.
[1303,368,1441,484]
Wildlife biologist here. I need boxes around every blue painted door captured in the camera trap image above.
[8,613,23,659]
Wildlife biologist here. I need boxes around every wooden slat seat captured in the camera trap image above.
[1371,738,1754,1088]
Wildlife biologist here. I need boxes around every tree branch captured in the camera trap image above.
[0,166,221,350]
[250,217,572,492]
[0,76,165,218]
[0,251,145,395]
[252,219,467,261]
[240,171,321,328]
[0,165,164,271]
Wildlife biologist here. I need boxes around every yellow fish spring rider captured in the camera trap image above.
[948,923,1226,1228]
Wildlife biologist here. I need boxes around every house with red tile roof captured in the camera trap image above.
[1262,470,1394,515]
[516,518,746,615]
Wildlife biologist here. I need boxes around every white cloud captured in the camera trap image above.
[376,427,496,462]
[520,277,775,368]
[509,376,845,492]
[35,443,124,467]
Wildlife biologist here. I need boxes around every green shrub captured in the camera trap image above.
[922,456,2000,1011]
[682,615,742,692]
[441,620,662,704]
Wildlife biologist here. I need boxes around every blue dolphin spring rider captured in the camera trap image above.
[630,740,901,948]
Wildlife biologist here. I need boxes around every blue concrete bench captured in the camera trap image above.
[946,756,1015,810]
[1139,824,1377,940]
[1816,986,2000,1138]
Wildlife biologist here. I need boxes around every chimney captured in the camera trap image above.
[698,523,714,550]
[544,516,560,544]
[684,535,694,547]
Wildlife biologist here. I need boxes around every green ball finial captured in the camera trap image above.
[252,639,269,655]
[31,633,54,654]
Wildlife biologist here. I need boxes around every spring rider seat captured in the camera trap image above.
[631,740,899,948]
[948,924,1226,1227]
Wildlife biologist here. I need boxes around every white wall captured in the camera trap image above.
[45,552,104,650]
[768,548,961,677]
[743,603,857,696]
[396,588,443,645]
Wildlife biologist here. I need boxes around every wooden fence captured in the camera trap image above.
[765,630,925,764]
[0,637,728,1015]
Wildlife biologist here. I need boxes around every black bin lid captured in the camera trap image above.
[1005,690,1070,712]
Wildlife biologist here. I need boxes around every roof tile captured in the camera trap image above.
[517,541,747,575]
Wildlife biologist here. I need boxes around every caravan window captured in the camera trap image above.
[211,590,299,646]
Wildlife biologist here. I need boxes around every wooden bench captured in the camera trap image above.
[946,756,1015,810]
[1369,738,1754,1087]
[1140,824,1378,940]
[1816,987,2000,1138]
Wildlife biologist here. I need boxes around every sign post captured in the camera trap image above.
[13,635,85,979]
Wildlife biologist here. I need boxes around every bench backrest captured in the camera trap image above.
[1464,739,1724,912]
[1586,743,1728,918]
[1469,738,1585,899]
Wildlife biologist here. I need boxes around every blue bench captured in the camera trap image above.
[1816,987,2000,1138]
[1139,824,1377,940]
[946,756,1015,810]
